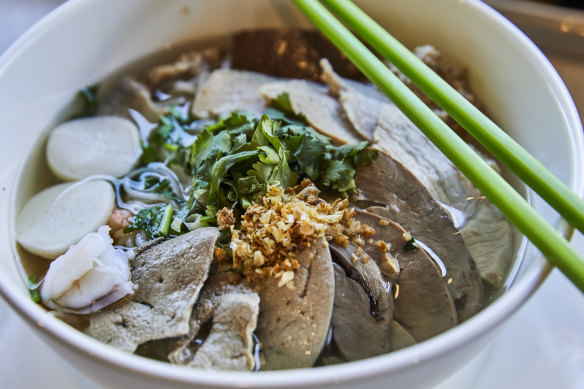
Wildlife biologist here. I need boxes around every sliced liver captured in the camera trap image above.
[254,237,334,370]
[354,211,457,341]
[89,227,219,352]
[353,153,482,322]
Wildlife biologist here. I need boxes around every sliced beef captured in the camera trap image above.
[353,153,482,322]
[145,49,221,89]
[260,79,362,144]
[168,272,260,371]
[353,211,457,341]
[192,69,276,118]
[97,77,163,123]
[88,227,219,352]
[254,237,334,370]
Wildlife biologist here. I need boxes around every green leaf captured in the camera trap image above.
[208,150,259,205]
[322,160,357,192]
[352,148,379,167]
[335,141,369,159]
[258,146,280,165]
[71,85,98,119]
[27,275,41,304]
[124,204,169,240]
[294,135,328,181]
[237,176,265,195]
[270,92,295,114]
[190,129,232,171]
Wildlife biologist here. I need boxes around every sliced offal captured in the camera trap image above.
[15,180,115,259]
[329,250,393,361]
[354,211,457,341]
[169,272,260,371]
[323,59,515,289]
[353,153,482,322]
[47,115,141,180]
[260,79,363,144]
[97,78,163,123]
[192,69,276,118]
[254,237,335,370]
[89,227,219,353]
[390,321,417,351]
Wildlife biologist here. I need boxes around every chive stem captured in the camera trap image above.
[159,204,174,237]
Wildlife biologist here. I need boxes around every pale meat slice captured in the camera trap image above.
[168,272,259,371]
[97,77,163,123]
[353,153,482,322]
[192,69,276,118]
[145,49,221,89]
[320,58,385,140]
[88,227,219,352]
[254,237,334,370]
[260,79,362,144]
[354,211,457,341]
[338,90,381,140]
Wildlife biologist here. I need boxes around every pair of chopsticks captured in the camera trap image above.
[292,0,584,293]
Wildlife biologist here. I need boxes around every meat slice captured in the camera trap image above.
[324,59,515,290]
[168,272,260,371]
[192,69,276,118]
[329,248,393,361]
[97,77,163,123]
[353,211,457,341]
[260,79,362,144]
[353,153,482,322]
[390,321,416,351]
[254,237,334,370]
[88,227,219,352]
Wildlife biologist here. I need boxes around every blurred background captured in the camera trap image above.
[0,1,583,388]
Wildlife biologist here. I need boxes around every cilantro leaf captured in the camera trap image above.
[132,102,378,239]
[124,204,173,240]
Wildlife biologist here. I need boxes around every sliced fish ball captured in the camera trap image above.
[46,116,141,180]
[15,180,115,259]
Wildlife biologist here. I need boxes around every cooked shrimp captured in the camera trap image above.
[41,225,134,314]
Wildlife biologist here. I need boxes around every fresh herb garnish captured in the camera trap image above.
[27,275,41,304]
[129,93,378,238]
[124,204,174,240]
[404,237,419,252]
[71,85,99,119]
[141,176,182,203]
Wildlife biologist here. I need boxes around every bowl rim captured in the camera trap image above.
[1,0,583,386]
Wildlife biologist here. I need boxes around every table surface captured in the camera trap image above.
[0,1,583,388]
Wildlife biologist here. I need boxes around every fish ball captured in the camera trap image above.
[15,180,115,259]
[46,116,141,180]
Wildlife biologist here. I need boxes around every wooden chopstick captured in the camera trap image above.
[292,0,584,293]
[320,0,584,235]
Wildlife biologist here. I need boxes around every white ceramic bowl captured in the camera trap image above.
[1,0,582,388]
